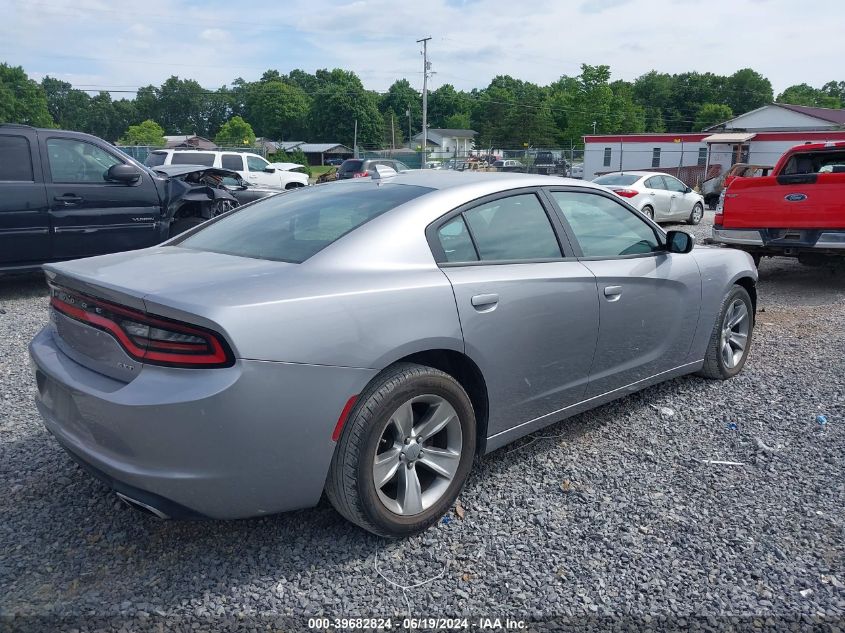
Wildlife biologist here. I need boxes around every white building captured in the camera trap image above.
[411,128,477,159]
[582,104,845,184]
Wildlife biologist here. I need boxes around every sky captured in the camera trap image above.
[3,0,844,98]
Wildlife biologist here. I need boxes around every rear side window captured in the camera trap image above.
[221,154,244,171]
[339,160,363,174]
[462,194,561,261]
[437,216,478,262]
[0,135,34,181]
[178,183,432,263]
[145,151,167,167]
[171,152,215,166]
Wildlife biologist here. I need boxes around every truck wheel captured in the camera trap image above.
[687,203,704,225]
[326,363,476,538]
[168,217,206,238]
[696,285,754,380]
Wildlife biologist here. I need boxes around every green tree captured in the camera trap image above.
[214,116,256,147]
[379,79,421,133]
[41,76,91,130]
[309,69,383,148]
[428,84,472,130]
[118,119,166,146]
[0,64,53,126]
[693,103,734,131]
[777,83,841,108]
[724,68,773,116]
[244,80,310,139]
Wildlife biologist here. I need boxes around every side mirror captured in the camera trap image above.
[684,186,693,194]
[106,163,141,183]
[264,166,276,173]
[666,230,695,254]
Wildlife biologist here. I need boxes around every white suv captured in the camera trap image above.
[146,149,309,190]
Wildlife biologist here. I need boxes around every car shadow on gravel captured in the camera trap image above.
[0,273,47,301]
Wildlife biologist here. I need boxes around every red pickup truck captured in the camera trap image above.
[712,141,845,266]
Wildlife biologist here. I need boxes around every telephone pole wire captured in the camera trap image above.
[417,36,432,168]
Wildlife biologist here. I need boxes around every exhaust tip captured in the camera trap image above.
[115,492,170,519]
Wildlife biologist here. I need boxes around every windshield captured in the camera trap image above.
[594,174,641,186]
[176,182,432,263]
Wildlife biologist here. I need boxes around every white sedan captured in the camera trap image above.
[593,171,705,224]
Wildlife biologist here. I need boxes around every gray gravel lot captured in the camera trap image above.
[1,212,843,631]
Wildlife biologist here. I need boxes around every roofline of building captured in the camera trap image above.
[584,130,845,144]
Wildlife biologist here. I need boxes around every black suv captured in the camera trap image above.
[0,125,234,273]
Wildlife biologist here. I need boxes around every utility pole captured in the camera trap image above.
[391,113,395,153]
[417,36,432,168]
[353,119,358,158]
[407,104,412,148]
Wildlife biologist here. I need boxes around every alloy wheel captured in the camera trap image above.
[373,395,462,516]
[720,299,750,369]
[691,204,703,223]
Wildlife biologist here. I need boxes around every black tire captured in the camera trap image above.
[285,182,305,190]
[752,253,762,268]
[168,216,206,238]
[696,285,754,380]
[688,202,704,225]
[641,205,654,221]
[325,362,476,538]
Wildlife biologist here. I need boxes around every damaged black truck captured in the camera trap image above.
[0,125,277,273]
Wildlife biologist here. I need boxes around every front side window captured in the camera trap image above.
[0,135,34,181]
[462,194,561,261]
[221,154,244,171]
[172,152,215,166]
[178,183,432,263]
[247,155,269,172]
[46,138,122,183]
[664,176,687,193]
[552,191,661,258]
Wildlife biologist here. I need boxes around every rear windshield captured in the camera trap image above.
[594,174,640,186]
[145,151,167,167]
[171,152,215,166]
[176,182,432,263]
[339,160,363,173]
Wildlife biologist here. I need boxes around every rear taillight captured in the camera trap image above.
[49,286,233,368]
[613,189,639,198]
[714,213,724,225]
[352,171,369,178]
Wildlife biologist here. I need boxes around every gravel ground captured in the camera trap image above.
[1,211,843,632]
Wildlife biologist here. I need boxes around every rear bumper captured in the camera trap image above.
[30,326,377,519]
[712,226,845,254]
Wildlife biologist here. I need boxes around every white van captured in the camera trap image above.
[146,149,309,190]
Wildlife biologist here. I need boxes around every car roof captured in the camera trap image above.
[597,171,663,178]
[336,169,601,194]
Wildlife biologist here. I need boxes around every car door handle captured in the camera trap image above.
[471,293,499,310]
[603,285,622,301]
[54,194,83,205]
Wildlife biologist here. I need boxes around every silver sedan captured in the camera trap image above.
[593,171,705,224]
[30,171,756,537]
